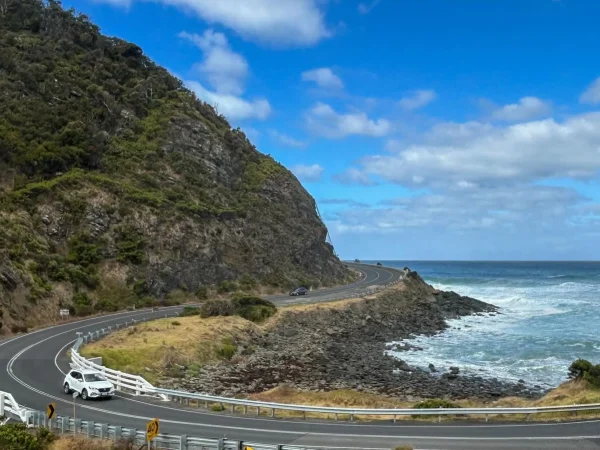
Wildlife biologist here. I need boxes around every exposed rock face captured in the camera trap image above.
[0,1,349,332]
[162,271,544,401]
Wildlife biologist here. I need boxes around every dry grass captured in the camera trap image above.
[248,381,600,422]
[51,436,112,450]
[80,315,258,383]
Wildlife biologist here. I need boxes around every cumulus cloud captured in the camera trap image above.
[399,90,437,111]
[580,77,600,104]
[306,102,391,138]
[292,164,324,182]
[350,113,600,189]
[269,130,305,148]
[180,29,271,120]
[180,30,248,95]
[491,96,552,121]
[186,81,271,120]
[333,168,377,186]
[301,68,344,90]
[100,0,330,47]
[329,185,589,234]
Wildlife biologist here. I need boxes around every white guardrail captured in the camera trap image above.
[67,302,600,423]
[0,393,320,450]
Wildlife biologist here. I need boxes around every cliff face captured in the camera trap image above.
[0,0,349,332]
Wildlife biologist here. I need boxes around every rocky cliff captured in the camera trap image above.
[0,0,350,332]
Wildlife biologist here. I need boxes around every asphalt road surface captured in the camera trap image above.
[1,264,599,450]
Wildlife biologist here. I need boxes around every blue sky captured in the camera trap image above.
[64,0,600,260]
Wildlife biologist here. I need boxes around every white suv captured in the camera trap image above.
[63,369,115,400]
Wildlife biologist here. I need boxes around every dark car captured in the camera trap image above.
[376,262,382,266]
[289,287,308,296]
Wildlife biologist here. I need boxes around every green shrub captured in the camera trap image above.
[200,299,235,318]
[585,364,600,387]
[195,286,208,300]
[211,403,225,412]
[67,235,101,267]
[216,343,237,360]
[180,306,201,317]
[569,359,593,379]
[231,295,277,323]
[239,274,258,291]
[0,424,55,450]
[217,280,238,294]
[171,320,181,326]
[411,399,461,419]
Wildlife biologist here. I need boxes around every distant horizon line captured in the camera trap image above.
[343,259,600,263]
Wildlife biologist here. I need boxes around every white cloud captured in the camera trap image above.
[358,0,381,14]
[269,130,305,148]
[301,68,344,90]
[292,164,324,182]
[398,90,437,111]
[186,81,271,120]
[580,77,600,105]
[333,168,377,186]
[351,113,600,188]
[329,185,588,234]
[180,30,248,95]
[306,102,391,138]
[491,96,552,121]
[103,0,330,47]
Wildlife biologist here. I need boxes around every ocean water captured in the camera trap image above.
[367,261,600,388]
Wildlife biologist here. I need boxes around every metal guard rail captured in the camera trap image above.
[0,396,318,450]
[68,279,600,420]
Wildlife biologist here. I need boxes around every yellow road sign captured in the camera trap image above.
[47,402,56,419]
[244,446,255,450]
[146,418,160,442]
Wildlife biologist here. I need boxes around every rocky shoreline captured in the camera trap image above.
[161,269,545,402]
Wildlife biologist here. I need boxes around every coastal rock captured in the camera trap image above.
[159,275,545,402]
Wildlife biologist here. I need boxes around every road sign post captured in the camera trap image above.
[146,418,159,448]
[72,391,79,429]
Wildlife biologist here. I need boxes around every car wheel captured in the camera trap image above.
[64,383,71,394]
[81,389,88,401]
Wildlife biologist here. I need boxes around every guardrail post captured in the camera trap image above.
[485,414,488,422]
[87,421,94,437]
[180,434,188,450]
[350,414,354,421]
[113,426,122,442]
[526,414,531,421]
[63,416,71,434]
[100,423,108,439]
[257,407,260,416]
[334,413,338,421]
[74,419,82,434]
[271,408,275,418]
[0,393,4,417]
[129,428,137,441]
[217,438,224,450]
[243,405,247,414]
[393,414,396,423]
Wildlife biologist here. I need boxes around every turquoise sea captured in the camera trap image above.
[365,261,600,388]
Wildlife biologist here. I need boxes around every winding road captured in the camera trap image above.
[1,264,599,450]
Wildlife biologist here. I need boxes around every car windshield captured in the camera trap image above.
[84,373,107,382]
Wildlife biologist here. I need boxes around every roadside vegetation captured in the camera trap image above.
[0,424,136,450]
